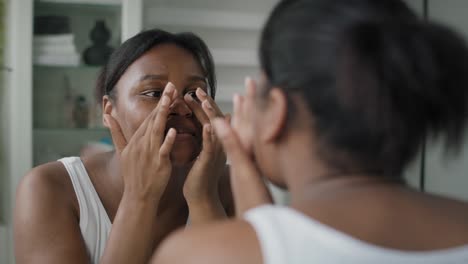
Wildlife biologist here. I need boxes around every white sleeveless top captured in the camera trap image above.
[59,157,111,264]
[244,205,468,264]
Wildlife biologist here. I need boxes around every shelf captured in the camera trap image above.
[145,7,266,31]
[37,0,121,6]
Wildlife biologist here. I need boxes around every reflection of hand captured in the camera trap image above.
[105,83,177,207]
[212,77,273,216]
[182,89,229,220]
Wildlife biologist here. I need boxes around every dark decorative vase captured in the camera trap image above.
[83,20,114,66]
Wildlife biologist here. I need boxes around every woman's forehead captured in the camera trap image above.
[135,44,203,74]
[120,44,205,84]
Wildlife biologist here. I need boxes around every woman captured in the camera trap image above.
[14,29,232,264]
[152,0,468,263]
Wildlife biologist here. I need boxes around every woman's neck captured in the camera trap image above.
[277,131,403,206]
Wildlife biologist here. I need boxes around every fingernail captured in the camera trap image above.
[245,76,251,87]
[166,82,175,93]
[184,93,194,101]
[161,95,170,106]
[197,88,207,97]
[169,128,177,136]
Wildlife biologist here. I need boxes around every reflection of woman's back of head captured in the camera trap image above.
[260,0,468,179]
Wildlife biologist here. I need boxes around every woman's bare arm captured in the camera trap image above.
[15,164,90,264]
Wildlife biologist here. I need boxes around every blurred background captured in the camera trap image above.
[0,0,468,263]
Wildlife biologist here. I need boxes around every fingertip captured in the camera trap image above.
[244,76,252,88]
[168,127,177,137]
[165,82,175,94]
[196,88,207,98]
[184,93,194,102]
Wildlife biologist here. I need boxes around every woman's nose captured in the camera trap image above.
[169,96,193,117]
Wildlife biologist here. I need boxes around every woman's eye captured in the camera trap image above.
[143,90,163,98]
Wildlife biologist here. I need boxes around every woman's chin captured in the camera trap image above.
[170,146,200,166]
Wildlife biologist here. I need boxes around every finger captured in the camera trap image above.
[104,114,127,154]
[204,124,214,152]
[196,88,223,115]
[151,82,175,124]
[212,118,273,214]
[150,94,171,148]
[184,93,210,125]
[232,94,244,132]
[201,100,222,120]
[212,118,252,167]
[244,77,257,119]
[172,88,179,101]
[224,114,232,124]
[145,82,176,145]
[217,114,232,143]
[159,128,177,161]
[139,83,175,140]
[199,124,215,160]
[245,76,257,98]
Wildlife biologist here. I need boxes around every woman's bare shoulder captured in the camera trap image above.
[16,160,78,214]
[20,161,71,194]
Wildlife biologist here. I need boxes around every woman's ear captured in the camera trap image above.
[260,88,288,143]
[102,95,114,128]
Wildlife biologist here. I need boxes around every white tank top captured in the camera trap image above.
[244,205,468,264]
[59,157,111,264]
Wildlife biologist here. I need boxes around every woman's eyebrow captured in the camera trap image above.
[187,75,207,83]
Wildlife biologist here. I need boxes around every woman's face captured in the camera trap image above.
[107,44,208,165]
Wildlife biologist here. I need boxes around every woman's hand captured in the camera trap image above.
[100,83,183,264]
[105,82,177,206]
[182,88,230,222]
[212,78,273,216]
